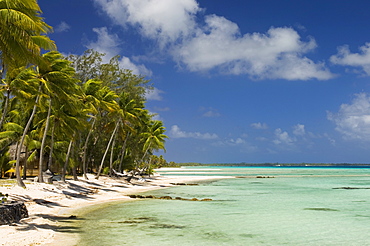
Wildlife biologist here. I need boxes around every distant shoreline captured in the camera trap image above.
[171,163,370,168]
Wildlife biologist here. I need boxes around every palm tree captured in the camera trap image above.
[96,93,147,178]
[95,118,121,179]
[127,120,168,181]
[0,67,39,130]
[15,75,41,188]
[0,68,40,184]
[0,0,56,74]
[80,79,101,179]
[115,93,144,173]
[94,90,149,180]
[62,137,74,183]
[140,120,168,166]
[51,98,86,169]
[80,79,118,179]
[34,51,79,182]
[0,122,23,156]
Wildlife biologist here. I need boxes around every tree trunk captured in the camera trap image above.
[22,145,28,180]
[109,131,117,176]
[15,84,42,188]
[95,121,120,179]
[0,90,10,130]
[62,139,74,183]
[147,156,152,177]
[87,135,100,173]
[127,143,151,182]
[15,141,19,166]
[72,166,78,181]
[38,98,52,183]
[118,133,130,173]
[47,119,56,171]
[82,117,96,179]
[139,143,151,170]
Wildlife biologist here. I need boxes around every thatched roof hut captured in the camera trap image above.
[8,145,26,162]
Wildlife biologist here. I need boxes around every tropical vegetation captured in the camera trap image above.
[0,0,168,187]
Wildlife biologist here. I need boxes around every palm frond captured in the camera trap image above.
[27,150,37,162]
[3,122,23,132]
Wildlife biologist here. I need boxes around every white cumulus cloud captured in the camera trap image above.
[87,27,121,59]
[293,124,306,136]
[273,128,295,145]
[86,27,152,76]
[328,93,370,141]
[251,122,268,129]
[219,138,246,146]
[94,0,200,47]
[330,43,370,75]
[94,0,334,80]
[119,57,153,76]
[169,125,218,140]
[173,16,333,80]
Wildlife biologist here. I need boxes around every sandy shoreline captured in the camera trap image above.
[0,174,229,246]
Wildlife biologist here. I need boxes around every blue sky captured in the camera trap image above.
[39,0,370,164]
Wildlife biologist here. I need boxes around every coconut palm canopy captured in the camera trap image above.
[0,0,56,72]
[0,1,169,186]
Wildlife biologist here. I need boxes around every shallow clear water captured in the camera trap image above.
[76,167,370,246]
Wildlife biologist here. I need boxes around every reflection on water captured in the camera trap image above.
[76,167,370,246]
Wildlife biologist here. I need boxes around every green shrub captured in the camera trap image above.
[103,167,110,175]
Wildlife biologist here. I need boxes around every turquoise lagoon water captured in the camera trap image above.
[76,167,370,245]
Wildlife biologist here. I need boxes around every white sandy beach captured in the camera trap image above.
[0,173,228,246]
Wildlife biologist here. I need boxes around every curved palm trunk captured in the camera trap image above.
[127,143,151,182]
[147,156,153,177]
[38,98,52,183]
[139,143,151,171]
[0,90,10,130]
[95,120,120,180]
[47,119,56,171]
[118,133,130,173]
[82,117,96,179]
[109,132,117,176]
[62,138,74,183]
[22,145,28,180]
[16,84,42,188]
[139,144,151,176]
